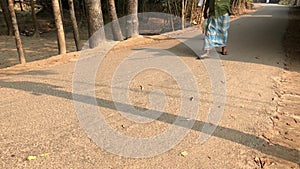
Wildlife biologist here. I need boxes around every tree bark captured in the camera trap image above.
[108,0,123,41]
[8,0,26,64]
[84,0,106,48]
[58,0,64,23]
[126,0,139,38]
[30,0,39,37]
[68,0,81,51]
[18,0,23,11]
[167,0,174,31]
[1,0,13,36]
[52,0,66,54]
[182,0,185,29]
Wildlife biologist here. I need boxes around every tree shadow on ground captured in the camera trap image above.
[0,79,298,165]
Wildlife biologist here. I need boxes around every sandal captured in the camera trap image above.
[221,51,228,55]
[197,53,209,59]
[221,47,228,55]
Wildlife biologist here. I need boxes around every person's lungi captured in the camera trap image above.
[204,13,230,50]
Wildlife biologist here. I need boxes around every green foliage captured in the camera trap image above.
[278,0,295,5]
[279,0,289,5]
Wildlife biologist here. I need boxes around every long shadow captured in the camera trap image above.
[0,70,58,77]
[24,75,272,115]
[0,79,299,165]
[157,5,297,72]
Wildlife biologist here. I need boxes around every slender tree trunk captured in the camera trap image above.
[58,0,64,23]
[8,0,25,64]
[18,0,23,11]
[174,0,179,16]
[52,0,66,54]
[190,0,195,23]
[76,0,84,28]
[82,0,87,19]
[181,0,185,29]
[108,0,123,41]
[1,0,13,36]
[68,0,81,51]
[84,0,106,48]
[167,0,174,31]
[198,0,206,25]
[122,0,126,16]
[30,0,39,37]
[126,0,138,38]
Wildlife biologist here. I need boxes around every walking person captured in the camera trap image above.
[197,0,232,58]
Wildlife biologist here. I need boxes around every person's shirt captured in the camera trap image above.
[198,0,204,6]
[206,0,231,18]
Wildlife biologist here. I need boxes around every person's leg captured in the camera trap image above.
[197,49,210,59]
[197,49,209,59]
[220,14,230,55]
[201,18,212,58]
[204,49,210,55]
[222,46,227,55]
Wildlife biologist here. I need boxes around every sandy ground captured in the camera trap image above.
[269,6,300,157]
[0,32,81,69]
[0,4,299,169]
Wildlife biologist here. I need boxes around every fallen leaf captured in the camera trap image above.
[27,156,37,161]
[254,156,266,168]
[39,153,49,157]
[254,157,260,162]
[180,151,188,157]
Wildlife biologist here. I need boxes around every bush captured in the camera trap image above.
[279,0,289,5]
[279,0,295,5]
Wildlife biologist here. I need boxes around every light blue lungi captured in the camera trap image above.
[204,13,230,50]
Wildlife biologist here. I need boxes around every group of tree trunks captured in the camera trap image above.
[0,0,247,64]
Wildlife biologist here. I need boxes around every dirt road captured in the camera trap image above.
[0,4,299,168]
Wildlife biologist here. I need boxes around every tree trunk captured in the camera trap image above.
[181,0,185,29]
[8,0,26,64]
[30,0,39,37]
[126,0,139,38]
[52,0,66,54]
[18,0,23,11]
[58,0,64,23]
[1,0,13,36]
[195,0,206,25]
[84,0,106,48]
[108,0,123,41]
[167,0,174,31]
[68,0,81,51]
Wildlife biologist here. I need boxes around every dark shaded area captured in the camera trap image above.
[283,6,300,71]
[18,70,58,76]
[0,79,299,165]
[253,0,280,3]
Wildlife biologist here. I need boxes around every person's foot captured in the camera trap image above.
[221,47,228,55]
[197,53,209,59]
